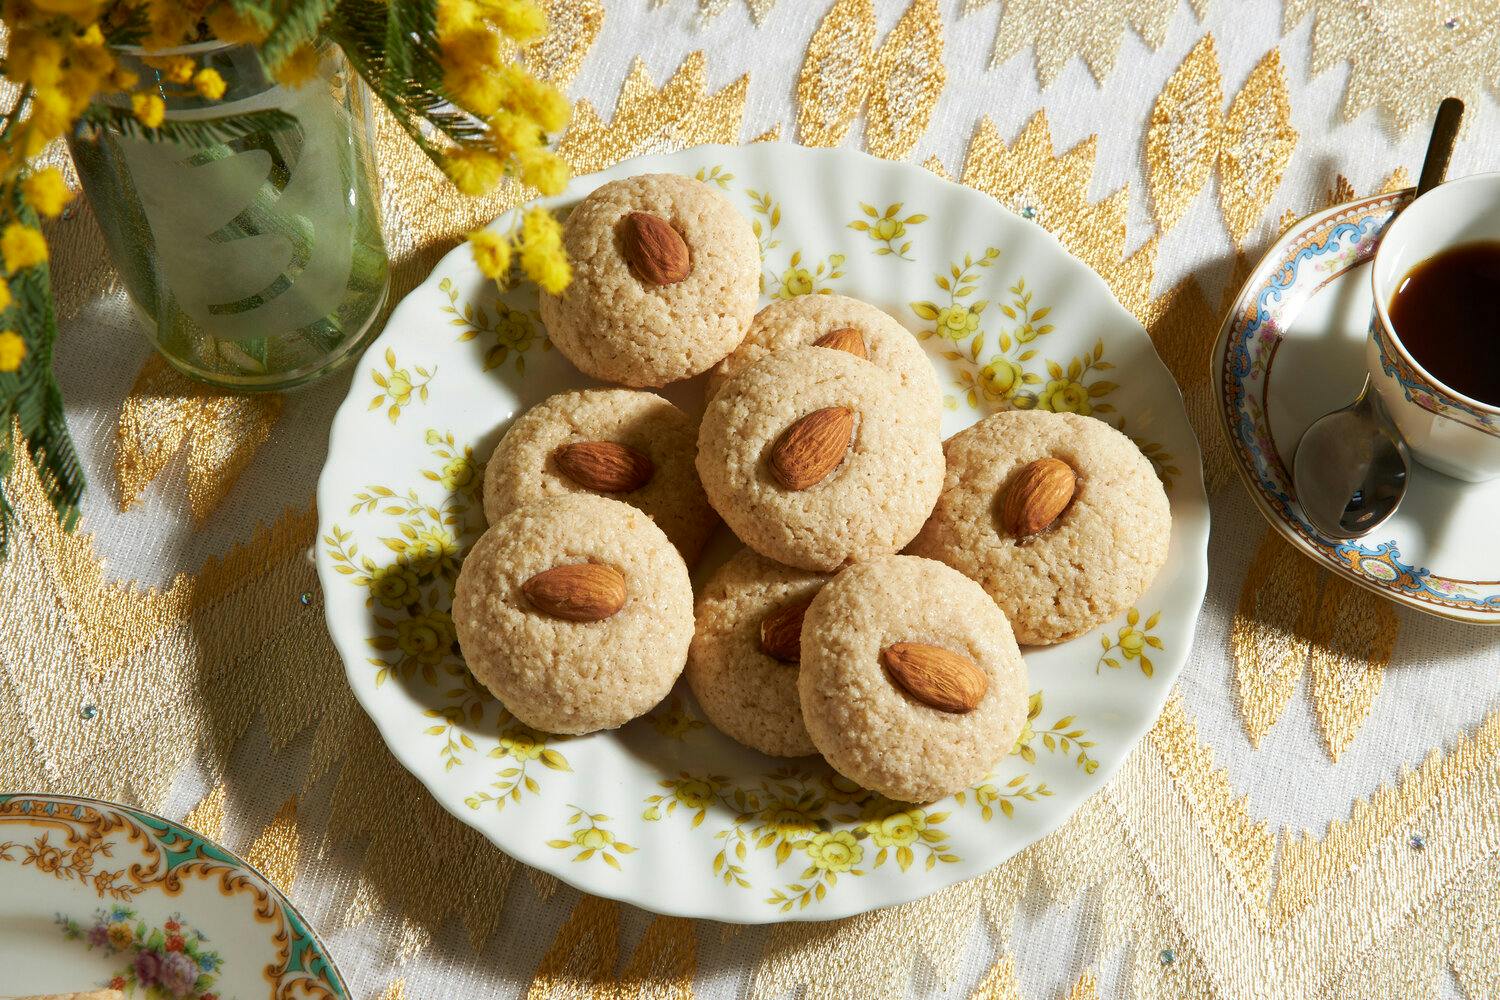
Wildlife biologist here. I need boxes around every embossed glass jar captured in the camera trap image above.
[68,41,390,390]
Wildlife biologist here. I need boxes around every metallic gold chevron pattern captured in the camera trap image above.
[1146,34,1223,234]
[1146,34,1298,247]
[1285,0,1500,133]
[114,355,283,523]
[968,956,1022,999]
[747,694,1500,998]
[246,796,301,893]
[962,0,1209,86]
[0,445,516,957]
[1231,530,1397,764]
[524,0,605,85]
[654,0,778,24]
[559,52,753,174]
[966,959,1098,999]
[183,781,229,840]
[946,111,1157,321]
[1065,972,1099,1000]
[796,0,946,160]
[1218,48,1297,248]
[968,964,1097,1000]
[524,895,696,999]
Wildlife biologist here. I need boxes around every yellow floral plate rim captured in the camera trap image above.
[316,143,1210,922]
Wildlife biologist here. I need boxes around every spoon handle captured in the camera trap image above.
[1417,98,1464,195]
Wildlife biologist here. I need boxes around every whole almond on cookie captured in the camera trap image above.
[769,406,854,491]
[881,642,988,713]
[522,563,627,622]
[554,441,655,493]
[622,211,691,285]
[758,594,815,663]
[813,327,868,359]
[999,457,1076,538]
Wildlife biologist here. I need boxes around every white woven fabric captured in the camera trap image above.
[31,1,1500,997]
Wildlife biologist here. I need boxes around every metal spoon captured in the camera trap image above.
[1292,97,1464,540]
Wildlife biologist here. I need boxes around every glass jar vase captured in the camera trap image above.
[68,42,390,391]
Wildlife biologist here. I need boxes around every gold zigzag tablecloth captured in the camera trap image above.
[6,1,1500,997]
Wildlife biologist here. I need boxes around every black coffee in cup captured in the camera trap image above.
[1386,241,1500,405]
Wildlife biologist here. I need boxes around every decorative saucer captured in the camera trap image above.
[1213,190,1500,624]
[0,792,347,998]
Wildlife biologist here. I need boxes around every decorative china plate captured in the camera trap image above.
[1213,190,1500,624]
[316,144,1210,922]
[0,792,346,998]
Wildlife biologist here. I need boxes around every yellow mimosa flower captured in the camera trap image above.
[145,55,194,85]
[670,779,714,809]
[498,727,546,760]
[0,331,26,372]
[6,35,65,88]
[1037,377,1092,416]
[488,108,544,157]
[520,208,569,292]
[143,3,193,49]
[468,229,512,280]
[31,0,107,17]
[443,147,505,196]
[572,827,611,849]
[2,223,48,271]
[205,6,268,44]
[192,68,226,100]
[441,28,506,116]
[22,168,72,218]
[24,88,72,155]
[131,92,166,128]
[496,65,569,132]
[518,149,568,196]
[520,206,561,249]
[486,0,548,41]
[273,44,321,88]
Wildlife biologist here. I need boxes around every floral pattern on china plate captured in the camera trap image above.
[1372,322,1500,438]
[58,908,224,999]
[0,793,346,998]
[316,143,1211,922]
[1213,189,1500,622]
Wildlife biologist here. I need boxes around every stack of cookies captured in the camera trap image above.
[453,172,1171,804]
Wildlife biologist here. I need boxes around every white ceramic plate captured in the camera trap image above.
[1212,190,1500,624]
[316,144,1209,922]
[0,792,346,998]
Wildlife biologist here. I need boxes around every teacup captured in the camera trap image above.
[1369,172,1500,482]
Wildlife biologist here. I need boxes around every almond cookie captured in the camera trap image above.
[706,294,942,425]
[482,388,716,564]
[686,548,829,757]
[908,409,1171,645]
[696,347,944,572]
[453,494,693,735]
[798,555,1028,803]
[539,173,759,387]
